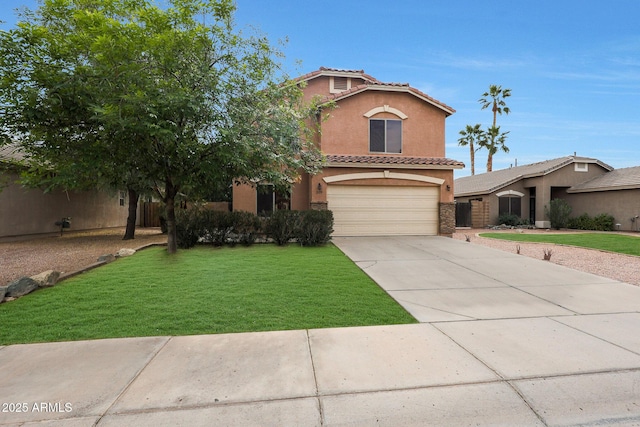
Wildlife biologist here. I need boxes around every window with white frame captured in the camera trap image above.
[369,119,402,153]
[574,162,589,172]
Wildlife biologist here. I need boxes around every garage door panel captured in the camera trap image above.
[327,185,439,236]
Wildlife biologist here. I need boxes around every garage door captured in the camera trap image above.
[327,185,439,236]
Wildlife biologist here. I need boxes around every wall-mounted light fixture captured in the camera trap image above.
[446,184,451,192]
[317,183,323,193]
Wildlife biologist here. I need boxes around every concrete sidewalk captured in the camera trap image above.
[1,236,640,426]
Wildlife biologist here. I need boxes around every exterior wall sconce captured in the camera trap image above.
[446,185,451,191]
[317,183,323,193]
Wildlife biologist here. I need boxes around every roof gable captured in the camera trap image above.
[297,67,455,116]
[454,156,613,196]
[568,165,640,193]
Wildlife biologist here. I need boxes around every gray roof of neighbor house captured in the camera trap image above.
[0,143,25,163]
[454,156,613,197]
[568,165,640,193]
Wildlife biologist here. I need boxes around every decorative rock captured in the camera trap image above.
[31,270,61,288]
[0,286,7,302]
[6,277,39,298]
[97,254,116,263]
[115,248,136,258]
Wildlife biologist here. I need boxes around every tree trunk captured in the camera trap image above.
[122,188,139,240]
[469,143,475,176]
[164,183,178,254]
[487,152,493,173]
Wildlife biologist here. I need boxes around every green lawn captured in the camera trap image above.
[479,232,640,256]
[0,244,416,345]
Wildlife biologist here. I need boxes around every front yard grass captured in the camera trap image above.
[0,244,416,345]
[479,232,640,256]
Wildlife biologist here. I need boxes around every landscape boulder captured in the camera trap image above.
[115,248,136,258]
[97,254,116,263]
[6,277,39,298]
[0,286,7,301]
[31,270,61,288]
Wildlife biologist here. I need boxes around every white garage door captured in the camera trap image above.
[327,185,439,236]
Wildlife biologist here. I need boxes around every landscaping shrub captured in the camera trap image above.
[266,210,301,246]
[568,213,590,230]
[497,213,521,227]
[298,210,334,246]
[201,210,234,246]
[568,212,615,231]
[230,211,264,246]
[175,207,203,249]
[176,206,334,248]
[545,198,572,230]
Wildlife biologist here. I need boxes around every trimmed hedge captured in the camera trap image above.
[568,213,615,231]
[176,208,334,249]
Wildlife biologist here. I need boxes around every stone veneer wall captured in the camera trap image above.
[439,202,455,237]
[310,201,328,210]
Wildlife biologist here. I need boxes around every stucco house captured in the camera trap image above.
[0,144,130,238]
[454,155,640,231]
[232,67,464,236]
[565,165,640,231]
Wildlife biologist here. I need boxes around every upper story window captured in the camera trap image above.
[370,119,402,153]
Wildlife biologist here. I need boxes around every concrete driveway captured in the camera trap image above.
[332,235,640,425]
[2,236,640,426]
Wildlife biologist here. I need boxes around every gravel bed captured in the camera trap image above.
[453,229,640,286]
[0,228,167,286]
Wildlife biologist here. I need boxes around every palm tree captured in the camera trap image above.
[480,126,510,172]
[458,124,484,175]
[478,85,511,172]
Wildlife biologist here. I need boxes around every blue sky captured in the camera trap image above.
[3,1,640,177]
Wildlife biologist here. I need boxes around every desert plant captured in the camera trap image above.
[545,199,572,230]
[543,248,553,260]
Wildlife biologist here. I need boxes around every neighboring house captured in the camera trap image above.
[232,67,464,236]
[565,166,640,232]
[0,144,130,238]
[454,156,615,228]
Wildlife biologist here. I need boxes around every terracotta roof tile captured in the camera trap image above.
[295,67,455,114]
[327,154,464,168]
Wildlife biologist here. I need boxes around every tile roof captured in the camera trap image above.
[454,156,614,196]
[295,67,455,115]
[295,66,381,85]
[327,154,464,168]
[0,143,26,162]
[568,165,640,193]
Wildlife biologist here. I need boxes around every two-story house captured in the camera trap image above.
[232,67,464,236]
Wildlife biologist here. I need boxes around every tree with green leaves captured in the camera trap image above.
[478,84,511,172]
[0,0,323,253]
[457,123,484,176]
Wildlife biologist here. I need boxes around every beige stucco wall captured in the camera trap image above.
[0,172,129,238]
[564,189,640,231]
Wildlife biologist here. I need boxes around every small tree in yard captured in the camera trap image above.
[0,0,322,253]
[545,198,572,230]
